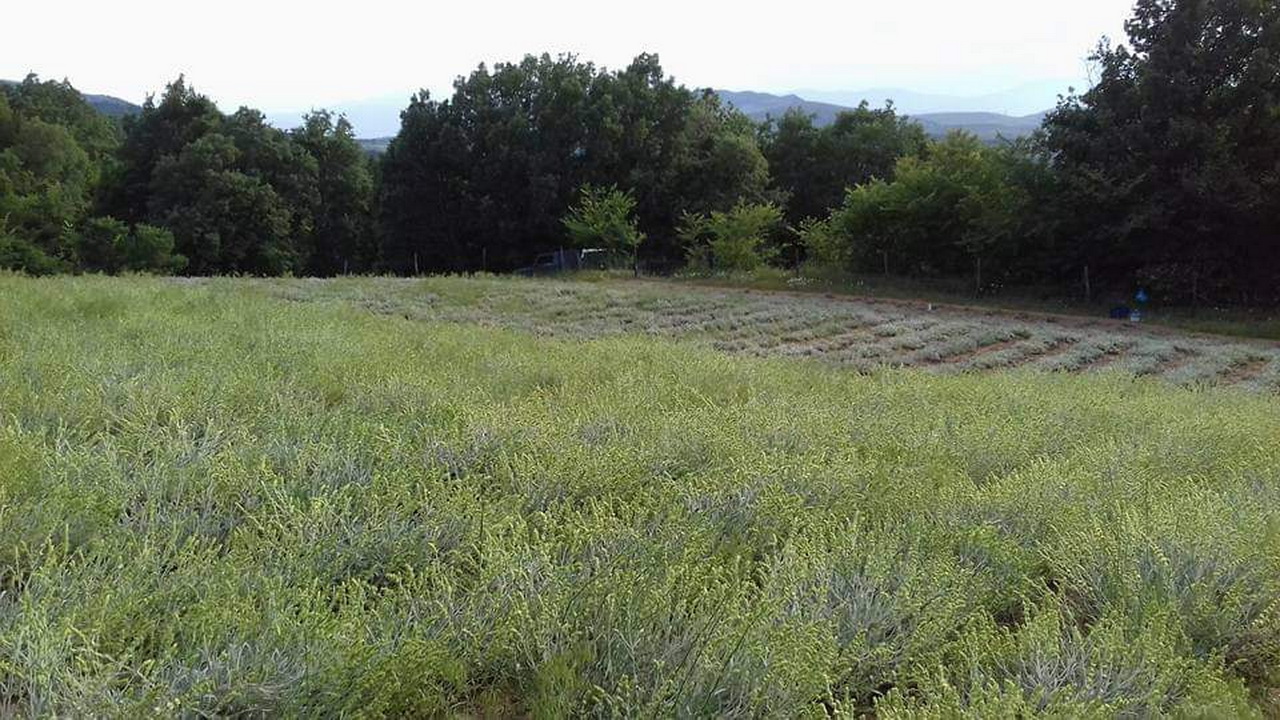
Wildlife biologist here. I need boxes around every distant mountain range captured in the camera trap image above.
[714,90,1049,141]
[792,79,1076,117]
[8,77,1069,149]
[269,81,1078,144]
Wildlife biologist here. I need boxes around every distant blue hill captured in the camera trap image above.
[7,77,1051,149]
[82,92,141,118]
[715,89,1049,141]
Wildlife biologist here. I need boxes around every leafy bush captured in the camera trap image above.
[562,184,645,267]
[0,227,65,274]
[680,201,784,272]
[121,224,185,273]
[797,216,848,268]
[68,217,187,274]
[823,133,1039,282]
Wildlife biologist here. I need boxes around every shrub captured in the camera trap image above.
[680,201,784,272]
[562,184,645,263]
[119,224,186,273]
[0,228,65,274]
[817,133,1050,287]
[68,217,187,274]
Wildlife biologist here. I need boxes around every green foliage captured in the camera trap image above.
[149,133,296,274]
[0,75,318,276]
[127,91,312,275]
[290,111,374,275]
[379,54,773,273]
[820,133,1050,285]
[99,77,362,276]
[66,215,128,271]
[761,103,929,224]
[0,77,116,270]
[673,93,774,218]
[681,201,784,272]
[119,224,183,273]
[561,184,645,260]
[797,216,847,267]
[4,74,121,165]
[0,225,64,274]
[105,76,223,224]
[5,8,1280,306]
[1,275,1278,715]
[67,216,185,274]
[1041,0,1280,303]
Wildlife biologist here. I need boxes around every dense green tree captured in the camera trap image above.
[67,216,184,274]
[225,108,319,248]
[1042,0,1280,303]
[379,53,773,273]
[580,54,696,258]
[380,56,597,273]
[67,215,129,271]
[562,184,645,270]
[5,75,120,165]
[377,90,469,273]
[148,133,295,274]
[671,92,773,218]
[819,133,1044,288]
[102,78,330,275]
[290,111,374,274]
[0,79,108,268]
[105,76,222,224]
[762,103,928,225]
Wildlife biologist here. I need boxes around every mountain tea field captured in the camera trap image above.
[2,274,1280,717]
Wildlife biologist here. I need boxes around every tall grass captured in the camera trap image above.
[0,275,1277,716]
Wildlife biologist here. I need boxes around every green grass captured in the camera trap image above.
[2,275,1279,716]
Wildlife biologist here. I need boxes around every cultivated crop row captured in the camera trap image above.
[263,277,1280,391]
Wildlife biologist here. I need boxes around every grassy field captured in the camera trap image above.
[2,275,1279,716]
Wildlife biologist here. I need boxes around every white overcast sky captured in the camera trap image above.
[6,0,1134,111]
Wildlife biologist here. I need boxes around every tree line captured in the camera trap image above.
[2,76,373,276]
[2,0,1276,305]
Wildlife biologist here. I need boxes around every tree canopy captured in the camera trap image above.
[1041,0,1280,303]
[761,103,928,225]
[378,54,771,273]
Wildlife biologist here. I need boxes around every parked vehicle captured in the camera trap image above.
[515,248,609,276]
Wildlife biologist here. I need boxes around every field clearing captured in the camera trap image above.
[2,275,1280,716]
[261,276,1280,392]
